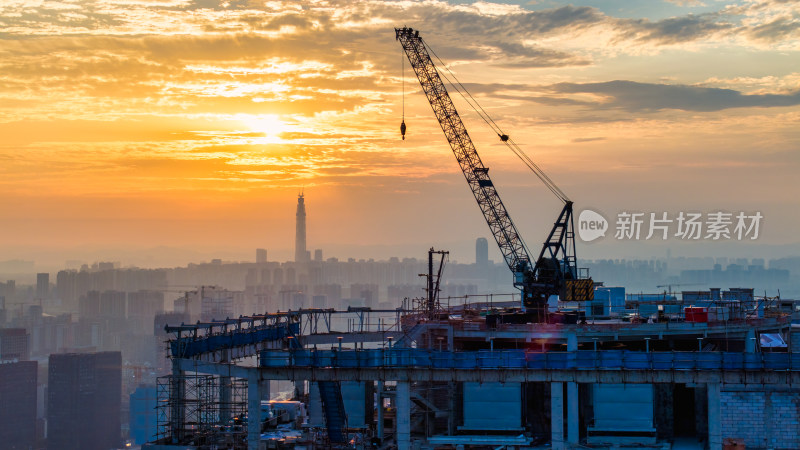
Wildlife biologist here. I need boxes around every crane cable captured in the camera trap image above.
[400,47,406,140]
[424,41,570,203]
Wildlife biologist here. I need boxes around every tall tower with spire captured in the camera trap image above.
[295,193,307,263]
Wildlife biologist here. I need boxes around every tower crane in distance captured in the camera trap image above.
[395,27,593,322]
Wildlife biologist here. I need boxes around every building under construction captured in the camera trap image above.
[145,27,800,450]
[145,279,799,450]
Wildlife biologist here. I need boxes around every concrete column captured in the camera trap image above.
[551,382,565,450]
[376,381,384,441]
[260,379,271,401]
[219,376,232,423]
[765,391,774,449]
[567,333,578,352]
[169,360,186,444]
[295,380,306,398]
[707,383,721,450]
[567,382,579,446]
[396,381,411,449]
[248,370,263,450]
[447,382,456,435]
[746,329,757,353]
[447,326,454,351]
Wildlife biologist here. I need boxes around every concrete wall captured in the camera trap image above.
[720,389,800,449]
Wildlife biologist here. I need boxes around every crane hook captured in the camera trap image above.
[400,120,407,140]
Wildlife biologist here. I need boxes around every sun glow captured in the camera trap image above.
[239,114,290,143]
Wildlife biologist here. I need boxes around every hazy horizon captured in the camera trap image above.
[2,0,799,277]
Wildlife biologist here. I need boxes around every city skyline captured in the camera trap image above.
[2,3,799,446]
[1,0,799,268]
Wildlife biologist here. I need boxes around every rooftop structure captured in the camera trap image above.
[146,281,799,450]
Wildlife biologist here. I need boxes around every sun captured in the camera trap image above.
[239,114,289,142]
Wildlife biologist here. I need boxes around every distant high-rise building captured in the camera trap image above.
[260,268,272,285]
[314,249,323,262]
[56,269,78,311]
[256,248,268,263]
[476,238,489,268]
[36,272,49,299]
[79,290,101,319]
[186,286,242,322]
[5,280,15,297]
[0,360,37,449]
[273,268,284,287]
[0,328,30,360]
[48,351,122,450]
[100,290,126,319]
[128,290,165,334]
[127,290,164,319]
[295,193,307,263]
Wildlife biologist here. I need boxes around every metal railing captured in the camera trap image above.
[170,322,299,358]
[260,348,800,371]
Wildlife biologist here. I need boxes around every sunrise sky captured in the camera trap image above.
[1,0,799,267]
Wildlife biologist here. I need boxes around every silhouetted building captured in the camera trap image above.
[476,237,489,269]
[174,286,242,322]
[56,269,78,310]
[295,193,307,263]
[0,328,30,360]
[256,248,268,263]
[2,280,15,298]
[100,290,126,319]
[127,290,165,333]
[47,352,121,450]
[79,290,101,319]
[199,286,239,321]
[0,360,37,449]
[273,267,284,287]
[36,272,49,299]
[314,249,323,262]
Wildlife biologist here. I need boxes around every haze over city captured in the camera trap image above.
[3,2,800,450]
[1,0,799,270]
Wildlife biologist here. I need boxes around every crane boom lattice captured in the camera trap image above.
[395,27,532,278]
[396,27,592,319]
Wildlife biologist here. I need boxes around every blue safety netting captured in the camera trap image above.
[258,348,800,371]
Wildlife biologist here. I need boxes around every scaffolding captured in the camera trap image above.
[156,373,249,448]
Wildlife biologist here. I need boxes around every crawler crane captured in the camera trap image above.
[395,27,593,321]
